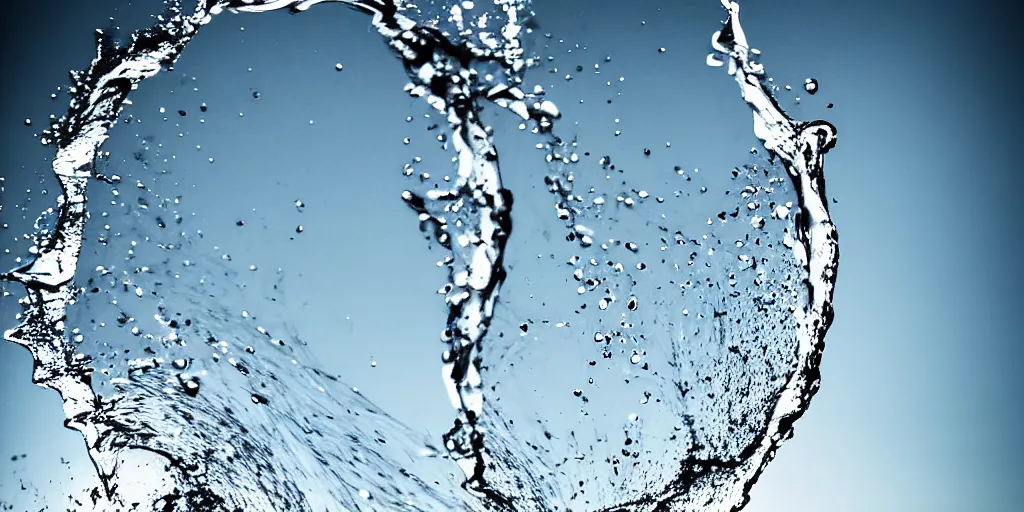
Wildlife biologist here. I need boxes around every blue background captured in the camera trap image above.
[1,0,1020,510]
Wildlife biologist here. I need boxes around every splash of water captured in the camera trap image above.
[2,0,225,500]
[2,0,837,510]
[642,1,839,509]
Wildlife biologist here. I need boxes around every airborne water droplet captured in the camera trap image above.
[804,77,818,94]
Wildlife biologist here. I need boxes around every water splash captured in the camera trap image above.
[680,1,838,509]
[2,0,837,510]
[1,0,227,500]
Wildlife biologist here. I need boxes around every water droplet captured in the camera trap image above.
[804,78,818,94]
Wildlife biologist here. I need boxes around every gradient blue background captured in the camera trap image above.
[1,0,1021,510]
